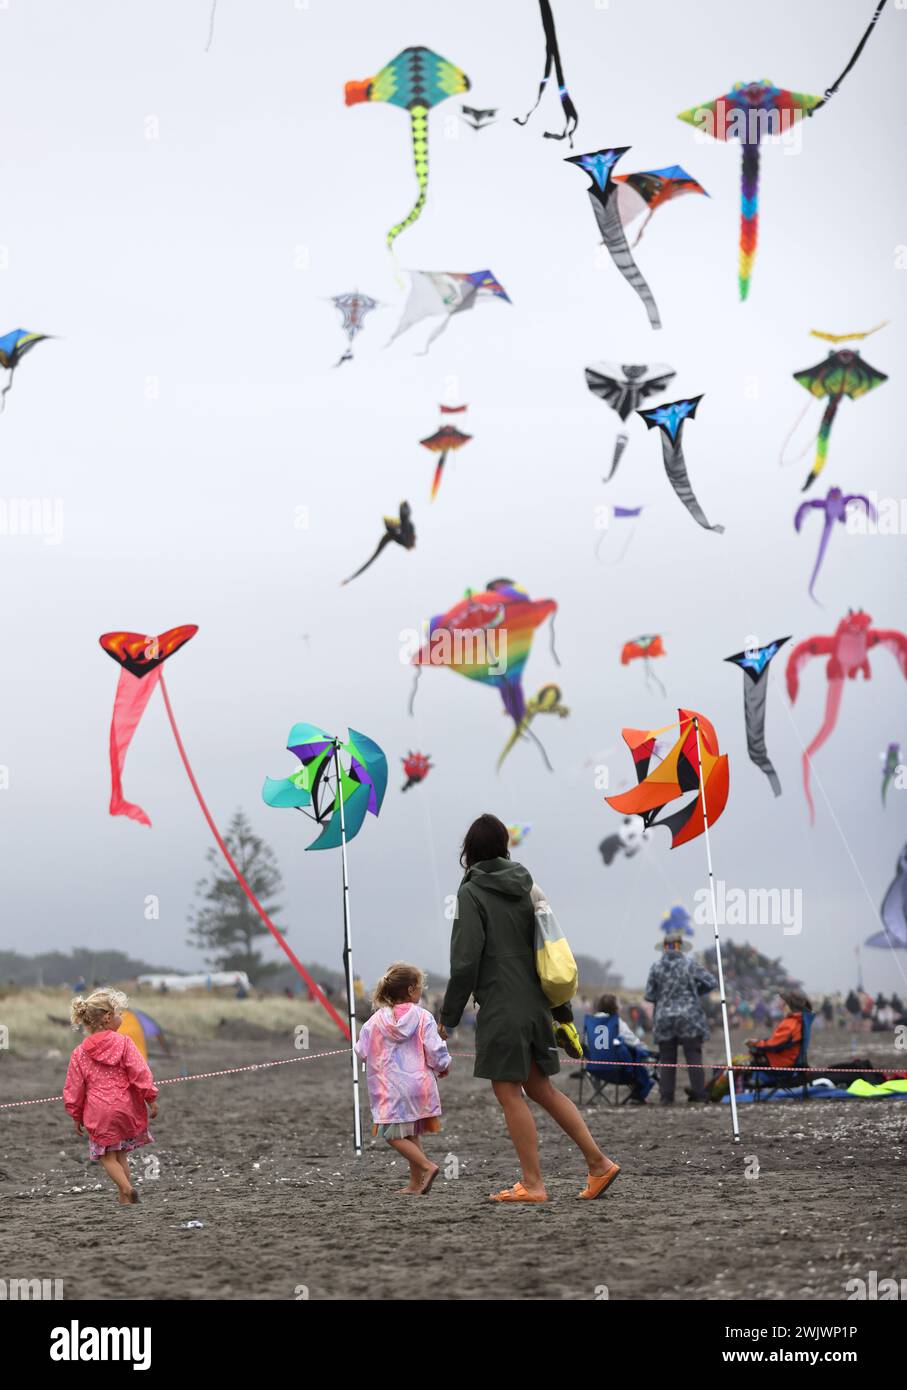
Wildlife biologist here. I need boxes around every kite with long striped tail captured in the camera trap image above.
[724,637,790,797]
[420,415,472,500]
[792,349,887,492]
[345,47,470,252]
[566,148,662,329]
[677,4,888,299]
[637,396,724,534]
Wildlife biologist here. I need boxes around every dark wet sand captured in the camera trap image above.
[2,1029,905,1300]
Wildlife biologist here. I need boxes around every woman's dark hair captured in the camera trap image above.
[595,993,619,1016]
[460,813,510,869]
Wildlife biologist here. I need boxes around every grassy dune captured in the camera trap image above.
[0,987,341,1055]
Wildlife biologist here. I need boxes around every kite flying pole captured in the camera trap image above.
[332,737,363,1157]
[693,715,740,1142]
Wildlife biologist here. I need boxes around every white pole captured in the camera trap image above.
[693,716,741,1143]
[333,740,362,1156]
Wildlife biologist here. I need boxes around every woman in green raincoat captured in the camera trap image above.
[439,814,620,1204]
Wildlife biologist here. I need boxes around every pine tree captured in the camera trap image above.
[188,810,285,981]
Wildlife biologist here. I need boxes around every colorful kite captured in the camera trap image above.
[637,396,724,533]
[388,269,511,353]
[462,105,498,131]
[420,416,472,500]
[566,148,662,328]
[786,610,907,823]
[791,350,888,493]
[262,724,387,1155]
[881,742,900,807]
[605,707,737,1137]
[497,683,569,773]
[613,165,708,246]
[594,504,644,565]
[98,627,348,1037]
[401,751,432,791]
[344,47,470,251]
[866,843,907,950]
[677,3,889,298]
[410,579,558,760]
[621,635,667,697]
[515,0,578,144]
[585,361,676,481]
[810,322,888,345]
[599,816,651,866]
[724,637,790,797]
[794,486,876,602]
[341,502,415,586]
[508,822,531,848]
[262,724,387,852]
[330,291,379,366]
[605,709,729,850]
[0,329,50,410]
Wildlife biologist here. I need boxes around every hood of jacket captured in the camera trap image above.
[463,857,533,899]
[374,1003,423,1042]
[81,1030,131,1065]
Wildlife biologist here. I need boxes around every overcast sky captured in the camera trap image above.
[0,0,904,998]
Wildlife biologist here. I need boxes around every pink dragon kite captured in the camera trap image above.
[786,610,907,822]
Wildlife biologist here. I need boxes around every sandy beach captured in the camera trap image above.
[2,1024,904,1302]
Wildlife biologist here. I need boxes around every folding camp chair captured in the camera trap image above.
[576,1014,652,1105]
[751,1011,814,1102]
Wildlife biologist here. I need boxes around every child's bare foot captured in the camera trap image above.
[418,1163,439,1195]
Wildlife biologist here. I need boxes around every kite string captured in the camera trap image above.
[156,672,351,1039]
[779,400,818,467]
[812,0,888,108]
[769,668,907,991]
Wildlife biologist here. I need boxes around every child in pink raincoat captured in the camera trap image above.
[63,988,158,1205]
[355,962,451,1195]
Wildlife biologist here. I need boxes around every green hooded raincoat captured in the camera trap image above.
[440,857,559,1082]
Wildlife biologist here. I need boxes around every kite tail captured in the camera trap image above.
[430,451,447,501]
[596,190,662,329]
[204,0,217,51]
[645,660,667,698]
[632,208,655,248]
[407,666,422,716]
[157,672,350,1039]
[514,0,578,145]
[525,723,554,772]
[605,431,628,482]
[739,143,759,301]
[802,676,844,825]
[807,516,835,604]
[549,613,561,666]
[661,438,724,534]
[0,368,15,412]
[802,394,840,492]
[387,105,429,251]
[108,668,161,827]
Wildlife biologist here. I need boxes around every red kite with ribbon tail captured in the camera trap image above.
[605,708,739,1141]
[98,626,349,1038]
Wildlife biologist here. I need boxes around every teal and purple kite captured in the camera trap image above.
[345,47,470,252]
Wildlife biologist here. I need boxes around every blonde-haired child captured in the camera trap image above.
[63,989,158,1205]
[355,962,450,1195]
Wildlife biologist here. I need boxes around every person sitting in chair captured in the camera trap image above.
[592,993,653,1105]
[745,990,812,1071]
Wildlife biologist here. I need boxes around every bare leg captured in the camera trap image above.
[523,1062,614,1178]
[491,1080,545,1196]
[388,1136,438,1194]
[99,1151,134,1202]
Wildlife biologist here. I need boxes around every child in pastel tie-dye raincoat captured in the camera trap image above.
[355,962,451,1195]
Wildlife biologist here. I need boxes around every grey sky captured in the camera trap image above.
[0,0,904,997]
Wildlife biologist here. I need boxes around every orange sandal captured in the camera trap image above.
[489,1182,548,1203]
[578,1163,621,1200]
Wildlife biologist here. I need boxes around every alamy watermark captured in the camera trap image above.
[0,497,63,545]
[694,880,802,935]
